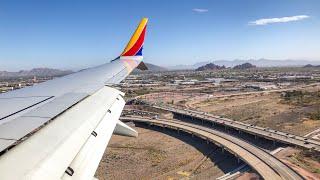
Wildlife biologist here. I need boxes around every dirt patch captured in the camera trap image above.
[192,92,320,135]
[275,147,320,179]
[236,171,260,180]
[95,124,240,179]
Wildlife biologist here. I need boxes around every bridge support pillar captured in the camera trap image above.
[221,148,225,153]
[206,139,209,144]
[237,157,241,164]
[273,140,276,146]
[212,122,215,127]
[192,133,194,138]
[255,135,258,139]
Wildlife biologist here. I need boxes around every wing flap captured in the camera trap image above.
[0,86,123,179]
[62,93,125,179]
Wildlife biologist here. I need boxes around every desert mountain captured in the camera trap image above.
[195,63,226,71]
[233,63,256,69]
[134,63,167,72]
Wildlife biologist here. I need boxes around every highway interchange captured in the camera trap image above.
[119,97,320,179]
[121,116,303,180]
[150,103,320,152]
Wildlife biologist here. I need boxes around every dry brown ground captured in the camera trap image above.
[236,171,261,180]
[190,92,320,136]
[95,124,241,180]
[275,147,320,179]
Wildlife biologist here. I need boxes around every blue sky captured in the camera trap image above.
[0,0,319,70]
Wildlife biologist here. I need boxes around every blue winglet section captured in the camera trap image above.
[135,46,143,56]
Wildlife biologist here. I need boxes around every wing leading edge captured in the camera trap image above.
[0,18,148,179]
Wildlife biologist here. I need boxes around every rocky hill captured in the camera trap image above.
[304,64,320,68]
[168,59,320,70]
[134,63,167,72]
[195,63,226,71]
[233,63,256,70]
[144,63,167,71]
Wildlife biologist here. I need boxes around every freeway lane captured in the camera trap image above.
[151,104,320,152]
[121,117,303,180]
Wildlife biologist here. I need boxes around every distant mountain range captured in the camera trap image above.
[168,61,210,70]
[195,62,256,71]
[1,59,318,78]
[0,64,166,79]
[168,59,320,70]
[0,68,73,78]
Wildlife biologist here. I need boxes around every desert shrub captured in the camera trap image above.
[281,90,320,106]
[309,111,320,120]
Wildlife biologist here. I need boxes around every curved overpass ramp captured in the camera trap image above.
[121,117,303,180]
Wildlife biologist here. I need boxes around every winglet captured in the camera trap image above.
[121,18,148,57]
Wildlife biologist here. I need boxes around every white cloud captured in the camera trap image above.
[249,15,310,26]
[192,8,209,13]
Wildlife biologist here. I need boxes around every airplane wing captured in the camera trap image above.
[0,18,148,180]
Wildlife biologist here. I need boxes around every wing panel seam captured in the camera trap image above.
[0,96,54,121]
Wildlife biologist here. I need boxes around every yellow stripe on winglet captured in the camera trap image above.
[121,18,148,55]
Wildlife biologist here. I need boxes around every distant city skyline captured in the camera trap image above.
[1,0,320,71]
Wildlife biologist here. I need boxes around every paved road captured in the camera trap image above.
[121,117,303,180]
[150,104,320,152]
